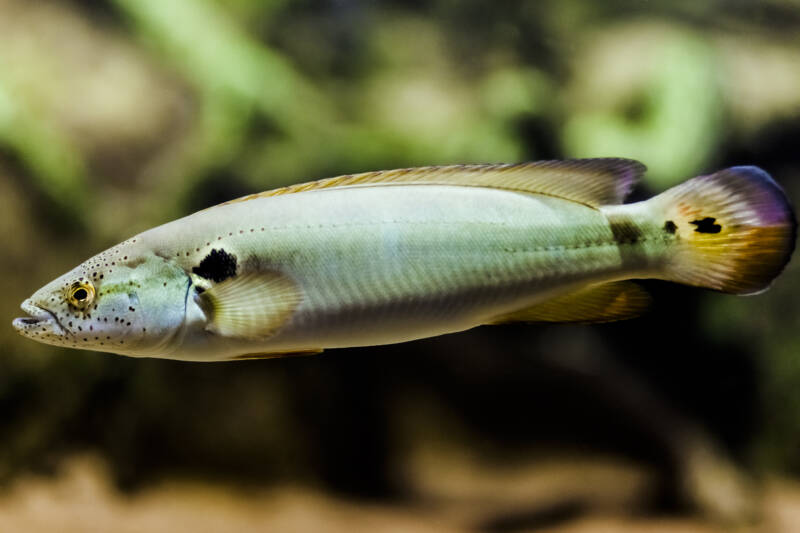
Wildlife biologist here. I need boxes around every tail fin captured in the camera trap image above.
[653,166,796,294]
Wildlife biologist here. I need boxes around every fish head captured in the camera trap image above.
[12,246,191,357]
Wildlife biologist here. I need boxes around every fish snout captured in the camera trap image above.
[12,299,66,337]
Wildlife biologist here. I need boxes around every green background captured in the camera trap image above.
[1,0,799,528]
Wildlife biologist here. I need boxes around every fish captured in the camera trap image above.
[12,159,797,361]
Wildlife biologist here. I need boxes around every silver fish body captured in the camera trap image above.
[13,160,796,361]
[148,185,656,358]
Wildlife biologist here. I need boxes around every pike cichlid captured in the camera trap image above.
[12,159,797,361]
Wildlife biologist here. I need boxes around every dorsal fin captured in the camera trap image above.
[488,281,651,324]
[223,159,645,208]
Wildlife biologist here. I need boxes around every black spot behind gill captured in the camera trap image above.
[664,220,677,234]
[192,248,238,283]
[690,217,722,234]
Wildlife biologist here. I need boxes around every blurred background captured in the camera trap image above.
[1,0,800,531]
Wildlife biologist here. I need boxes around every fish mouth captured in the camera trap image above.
[12,300,65,335]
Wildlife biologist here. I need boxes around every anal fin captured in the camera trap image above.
[230,349,323,361]
[489,281,651,324]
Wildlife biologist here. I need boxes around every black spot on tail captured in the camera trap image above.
[690,217,722,234]
[193,249,238,282]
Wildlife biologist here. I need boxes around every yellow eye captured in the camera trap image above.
[68,282,95,308]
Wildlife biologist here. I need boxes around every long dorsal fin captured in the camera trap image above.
[224,159,645,208]
[200,272,302,340]
[488,281,651,324]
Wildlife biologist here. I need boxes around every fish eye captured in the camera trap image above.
[68,281,95,309]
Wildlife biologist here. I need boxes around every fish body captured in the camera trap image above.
[148,185,652,358]
[13,159,796,361]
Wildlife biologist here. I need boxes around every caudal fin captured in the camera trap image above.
[654,166,796,294]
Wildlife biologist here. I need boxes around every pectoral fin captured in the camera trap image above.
[200,272,302,339]
[489,281,650,324]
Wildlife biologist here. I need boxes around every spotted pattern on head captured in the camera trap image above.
[21,227,272,352]
[22,237,147,350]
